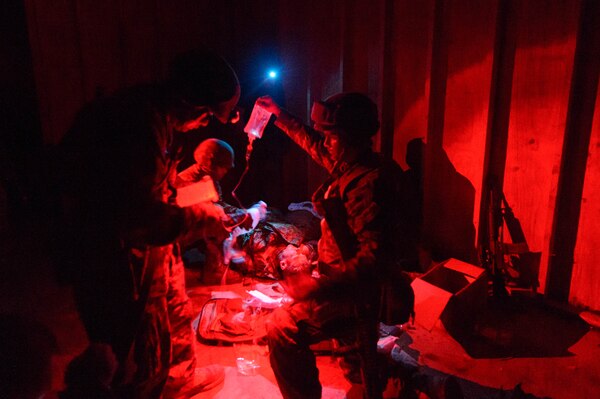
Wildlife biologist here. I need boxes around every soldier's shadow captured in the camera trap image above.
[451,293,590,359]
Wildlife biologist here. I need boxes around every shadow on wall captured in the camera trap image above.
[404,138,477,270]
[456,294,590,359]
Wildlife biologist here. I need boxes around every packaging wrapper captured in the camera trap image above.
[175,175,219,207]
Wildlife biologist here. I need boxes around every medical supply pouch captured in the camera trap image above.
[196,297,268,344]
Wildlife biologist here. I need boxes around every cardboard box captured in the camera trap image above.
[411,258,488,334]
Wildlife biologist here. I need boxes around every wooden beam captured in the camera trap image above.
[477,0,518,250]
[426,0,449,150]
[380,0,396,159]
[546,0,600,302]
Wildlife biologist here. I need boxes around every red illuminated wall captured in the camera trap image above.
[504,1,579,299]
[22,0,600,310]
[573,82,600,310]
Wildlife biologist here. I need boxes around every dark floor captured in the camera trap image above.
[185,273,600,399]
[1,223,599,399]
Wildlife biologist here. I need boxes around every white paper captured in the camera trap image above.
[246,290,280,304]
[175,175,219,207]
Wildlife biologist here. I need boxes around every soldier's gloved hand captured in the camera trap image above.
[255,96,282,118]
[247,200,268,228]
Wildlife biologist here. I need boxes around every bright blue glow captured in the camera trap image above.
[267,70,277,79]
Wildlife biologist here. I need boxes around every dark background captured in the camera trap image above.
[1,0,599,310]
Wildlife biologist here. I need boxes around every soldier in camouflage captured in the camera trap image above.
[57,48,240,398]
[255,93,418,399]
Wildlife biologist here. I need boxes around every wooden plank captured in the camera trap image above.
[305,0,344,190]
[572,83,600,310]
[391,0,434,166]
[442,0,497,240]
[341,0,369,93]
[24,0,84,144]
[117,0,162,85]
[276,0,311,201]
[426,0,449,150]
[504,0,579,293]
[546,0,600,302]
[380,0,396,158]
[477,0,518,250]
[74,0,122,99]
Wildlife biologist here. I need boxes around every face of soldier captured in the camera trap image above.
[211,164,233,182]
[173,90,239,132]
[211,88,241,124]
[174,106,213,132]
[323,129,346,162]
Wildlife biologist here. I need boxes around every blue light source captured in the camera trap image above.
[267,70,277,79]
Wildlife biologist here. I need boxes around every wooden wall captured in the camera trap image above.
[21,0,600,310]
[505,0,579,300]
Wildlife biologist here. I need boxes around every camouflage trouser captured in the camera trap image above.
[130,244,197,398]
[266,297,381,399]
[72,241,197,399]
[131,294,170,398]
[165,245,197,387]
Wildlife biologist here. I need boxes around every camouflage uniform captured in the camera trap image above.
[58,85,218,398]
[266,112,415,399]
[177,162,254,229]
[176,158,260,284]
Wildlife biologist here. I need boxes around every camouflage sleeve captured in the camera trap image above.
[175,164,203,187]
[117,113,189,246]
[109,102,212,247]
[273,110,336,173]
[220,201,253,230]
[59,88,221,248]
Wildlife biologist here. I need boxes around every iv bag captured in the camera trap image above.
[244,104,272,139]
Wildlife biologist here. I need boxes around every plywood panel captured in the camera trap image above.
[277,1,310,118]
[154,0,218,65]
[571,73,600,310]
[307,0,343,101]
[503,0,579,292]
[117,1,162,86]
[74,0,122,99]
[342,0,386,152]
[341,0,371,93]
[24,0,84,144]
[443,0,497,244]
[305,0,344,190]
[277,0,311,201]
[391,0,434,167]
